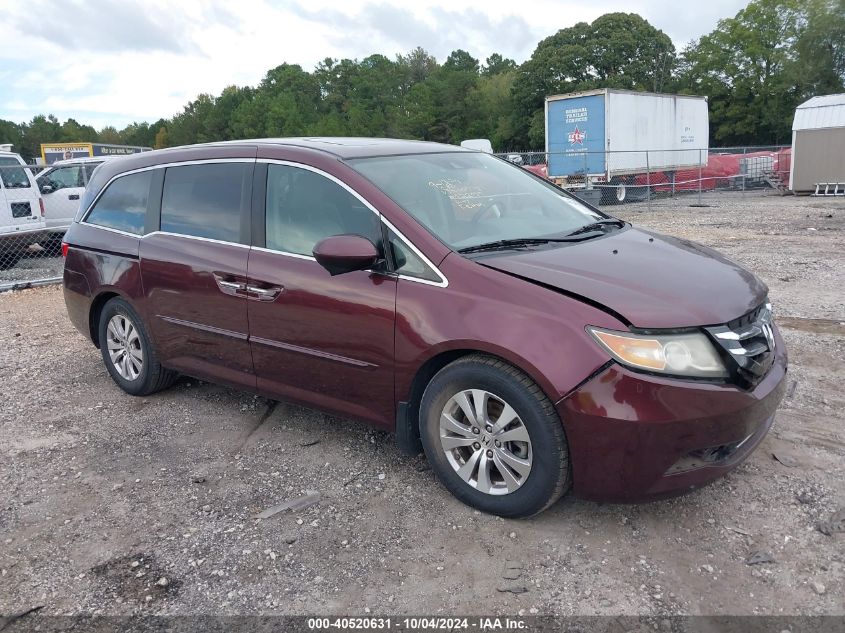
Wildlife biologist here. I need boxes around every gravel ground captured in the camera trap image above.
[0,250,63,288]
[0,191,842,618]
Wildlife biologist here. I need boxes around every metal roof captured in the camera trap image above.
[793,94,845,131]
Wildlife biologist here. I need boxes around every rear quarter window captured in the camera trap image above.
[84,171,153,235]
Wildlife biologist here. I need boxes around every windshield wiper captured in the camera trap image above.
[458,237,583,254]
[565,218,626,237]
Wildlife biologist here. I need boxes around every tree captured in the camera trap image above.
[118,121,159,147]
[9,6,832,154]
[468,70,517,149]
[483,54,516,76]
[511,14,675,146]
[154,126,170,149]
[793,0,845,97]
[59,118,97,142]
[0,119,24,154]
[397,47,438,85]
[677,0,842,144]
[411,50,481,143]
[98,126,122,144]
[21,115,62,161]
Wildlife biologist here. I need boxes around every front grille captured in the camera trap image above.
[11,202,32,218]
[705,301,776,385]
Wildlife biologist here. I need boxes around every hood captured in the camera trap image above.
[479,227,768,329]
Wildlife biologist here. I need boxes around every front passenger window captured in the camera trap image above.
[265,164,380,256]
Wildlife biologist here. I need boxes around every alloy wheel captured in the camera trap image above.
[106,314,143,381]
[439,389,532,495]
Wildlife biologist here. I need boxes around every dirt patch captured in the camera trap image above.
[777,317,845,336]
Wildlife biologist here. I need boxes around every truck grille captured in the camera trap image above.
[706,302,775,385]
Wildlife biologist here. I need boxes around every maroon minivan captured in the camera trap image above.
[62,138,786,517]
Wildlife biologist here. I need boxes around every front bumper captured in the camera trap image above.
[557,327,787,502]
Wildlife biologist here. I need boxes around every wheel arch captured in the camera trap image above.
[88,289,139,348]
[395,344,561,456]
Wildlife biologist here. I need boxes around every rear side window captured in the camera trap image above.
[160,163,250,242]
[85,171,152,235]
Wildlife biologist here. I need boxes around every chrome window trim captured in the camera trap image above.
[148,230,252,249]
[79,156,449,288]
[80,157,256,222]
[251,245,316,261]
[381,216,448,288]
[260,159,449,288]
[78,221,142,239]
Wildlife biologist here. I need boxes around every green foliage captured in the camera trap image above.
[2,3,842,159]
[677,0,844,145]
[511,13,676,146]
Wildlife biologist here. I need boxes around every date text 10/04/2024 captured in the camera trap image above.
[307,617,528,630]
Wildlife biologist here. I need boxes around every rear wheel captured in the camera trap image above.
[98,297,177,396]
[419,355,570,517]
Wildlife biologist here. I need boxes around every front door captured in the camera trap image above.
[140,160,256,390]
[247,162,397,427]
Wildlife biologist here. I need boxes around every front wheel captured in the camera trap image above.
[419,355,571,517]
[98,297,178,396]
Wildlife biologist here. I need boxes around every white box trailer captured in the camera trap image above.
[545,89,709,183]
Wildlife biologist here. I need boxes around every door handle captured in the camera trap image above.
[246,284,283,301]
[68,194,80,200]
[213,273,247,296]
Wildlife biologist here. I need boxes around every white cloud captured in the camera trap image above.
[0,0,748,128]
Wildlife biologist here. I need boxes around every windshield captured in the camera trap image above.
[349,152,605,251]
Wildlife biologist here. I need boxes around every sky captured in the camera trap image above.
[0,0,749,130]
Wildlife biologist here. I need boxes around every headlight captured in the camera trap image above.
[588,327,728,378]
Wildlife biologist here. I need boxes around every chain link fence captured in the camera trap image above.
[496,146,791,209]
[0,162,86,290]
[1,146,792,289]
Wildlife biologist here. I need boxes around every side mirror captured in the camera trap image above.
[312,234,379,276]
[40,183,54,194]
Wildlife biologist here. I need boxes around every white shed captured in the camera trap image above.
[789,94,845,193]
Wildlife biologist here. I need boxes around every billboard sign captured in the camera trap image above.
[93,143,150,157]
[41,142,151,164]
[41,143,93,164]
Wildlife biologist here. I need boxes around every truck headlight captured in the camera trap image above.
[588,327,728,378]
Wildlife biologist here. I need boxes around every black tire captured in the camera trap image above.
[600,177,627,205]
[419,354,570,518]
[97,297,178,396]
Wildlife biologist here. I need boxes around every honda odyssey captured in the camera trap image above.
[62,138,787,517]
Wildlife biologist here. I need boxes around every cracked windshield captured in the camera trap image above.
[351,152,603,250]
